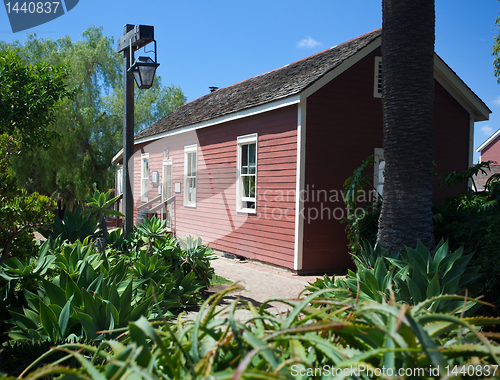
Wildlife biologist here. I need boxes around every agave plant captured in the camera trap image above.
[130,215,170,255]
[306,239,482,316]
[38,205,98,244]
[83,189,124,250]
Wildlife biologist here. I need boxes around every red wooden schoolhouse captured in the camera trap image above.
[112,28,490,274]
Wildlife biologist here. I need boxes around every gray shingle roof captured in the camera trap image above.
[135,28,382,141]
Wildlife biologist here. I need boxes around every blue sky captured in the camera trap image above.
[1,0,499,162]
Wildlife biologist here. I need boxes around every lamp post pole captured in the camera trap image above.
[122,24,135,238]
[117,24,158,238]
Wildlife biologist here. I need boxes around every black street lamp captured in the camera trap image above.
[130,52,159,89]
[117,24,159,237]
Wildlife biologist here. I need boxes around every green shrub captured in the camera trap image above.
[39,204,98,244]
[434,197,500,318]
[342,159,500,318]
[342,155,381,256]
[306,239,482,316]
[2,218,216,347]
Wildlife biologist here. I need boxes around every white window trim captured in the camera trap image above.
[236,133,258,214]
[141,153,149,202]
[374,148,384,197]
[116,164,123,196]
[184,145,197,208]
[162,159,173,201]
[374,56,382,98]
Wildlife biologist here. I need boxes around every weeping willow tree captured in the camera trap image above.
[1,26,186,207]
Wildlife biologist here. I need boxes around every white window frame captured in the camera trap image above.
[162,159,173,202]
[374,56,382,98]
[116,164,123,196]
[162,159,173,227]
[141,153,149,202]
[374,148,385,197]
[184,145,197,207]
[236,133,258,213]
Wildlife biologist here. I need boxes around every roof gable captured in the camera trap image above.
[135,28,382,141]
[476,128,500,153]
[132,27,490,145]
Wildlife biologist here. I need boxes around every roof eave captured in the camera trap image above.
[112,149,123,164]
[434,54,491,122]
[476,128,500,152]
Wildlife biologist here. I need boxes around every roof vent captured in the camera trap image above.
[209,86,219,93]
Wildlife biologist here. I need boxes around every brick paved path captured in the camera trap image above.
[198,257,323,319]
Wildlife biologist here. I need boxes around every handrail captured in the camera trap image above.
[137,195,162,210]
[136,195,176,235]
[107,192,123,209]
[149,195,175,213]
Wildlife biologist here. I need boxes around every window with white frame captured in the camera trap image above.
[237,134,257,212]
[374,56,382,98]
[184,145,197,207]
[141,153,149,202]
[374,148,385,196]
[116,164,123,195]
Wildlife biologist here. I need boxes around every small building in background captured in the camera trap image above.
[475,128,500,191]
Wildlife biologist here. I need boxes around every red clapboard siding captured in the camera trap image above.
[480,135,500,164]
[132,105,298,269]
[300,47,475,273]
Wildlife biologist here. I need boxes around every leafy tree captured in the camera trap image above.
[2,26,186,207]
[0,136,55,264]
[377,0,436,254]
[493,10,500,82]
[0,49,70,149]
[0,50,70,263]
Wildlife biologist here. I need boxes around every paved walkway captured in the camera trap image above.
[189,256,323,320]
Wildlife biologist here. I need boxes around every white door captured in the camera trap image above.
[162,160,173,228]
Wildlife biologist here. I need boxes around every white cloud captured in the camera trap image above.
[480,125,494,136]
[492,95,500,107]
[297,36,321,49]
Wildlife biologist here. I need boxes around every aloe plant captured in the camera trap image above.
[17,286,500,380]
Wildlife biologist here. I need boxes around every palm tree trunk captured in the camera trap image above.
[377,0,436,254]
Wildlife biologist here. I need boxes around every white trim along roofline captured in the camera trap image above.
[111,95,300,164]
[112,35,491,166]
[433,55,490,123]
[476,127,500,153]
[300,38,381,100]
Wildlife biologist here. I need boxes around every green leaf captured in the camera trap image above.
[127,296,153,323]
[8,309,39,331]
[59,297,73,337]
[39,301,58,341]
[407,277,422,304]
[426,273,441,299]
[242,330,280,370]
[42,279,67,308]
[406,313,448,372]
[128,322,152,368]
[77,311,97,339]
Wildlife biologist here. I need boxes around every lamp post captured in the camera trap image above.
[117,24,159,237]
